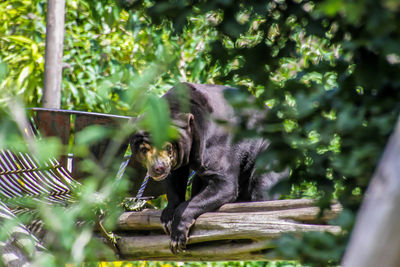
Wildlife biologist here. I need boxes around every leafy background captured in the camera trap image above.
[1,0,400,266]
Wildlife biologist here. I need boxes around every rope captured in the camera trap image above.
[115,155,150,199]
[135,174,150,199]
[115,156,130,180]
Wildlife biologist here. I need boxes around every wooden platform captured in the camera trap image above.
[108,199,342,261]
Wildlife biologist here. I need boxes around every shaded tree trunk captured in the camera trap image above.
[342,117,400,266]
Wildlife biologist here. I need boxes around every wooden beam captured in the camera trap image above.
[108,199,342,261]
[43,0,66,109]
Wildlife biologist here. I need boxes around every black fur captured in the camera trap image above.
[158,83,287,253]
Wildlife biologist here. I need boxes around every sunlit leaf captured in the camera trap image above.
[17,63,33,86]
[5,35,33,44]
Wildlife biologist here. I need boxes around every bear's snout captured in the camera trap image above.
[153,162,168,176]
[148,159,171,181]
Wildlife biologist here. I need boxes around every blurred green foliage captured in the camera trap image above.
[0,0,220,111]
[1,0,400,266]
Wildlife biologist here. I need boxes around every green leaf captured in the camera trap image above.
[5,35,33,44]
[35,137,62,163]
[142,95,178,148]
[75,125,113,146]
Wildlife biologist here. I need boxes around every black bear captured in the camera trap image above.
[130,83,287,253]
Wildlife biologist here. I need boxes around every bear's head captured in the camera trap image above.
[130,113,194,181]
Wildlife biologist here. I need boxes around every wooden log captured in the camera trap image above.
[109,199,342,261]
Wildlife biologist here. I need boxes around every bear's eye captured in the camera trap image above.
[164,143,173,155]
[139,144,150,154]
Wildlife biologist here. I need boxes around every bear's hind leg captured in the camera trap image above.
[250,170,288,201]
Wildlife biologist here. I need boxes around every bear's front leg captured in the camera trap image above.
[169,171,238,253]
[160,204,176,236]
[160,167,190,235]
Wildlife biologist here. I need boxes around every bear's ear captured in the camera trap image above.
[184,113,194,131]
[176,113,194,129]
[186,113,194,128]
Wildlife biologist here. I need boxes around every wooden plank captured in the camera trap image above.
[73,113,129,179]
[34,110,71,170]
[34,110,71,146]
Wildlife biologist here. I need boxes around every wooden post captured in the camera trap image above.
[43,0,66,109]
[342,117,400,267]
